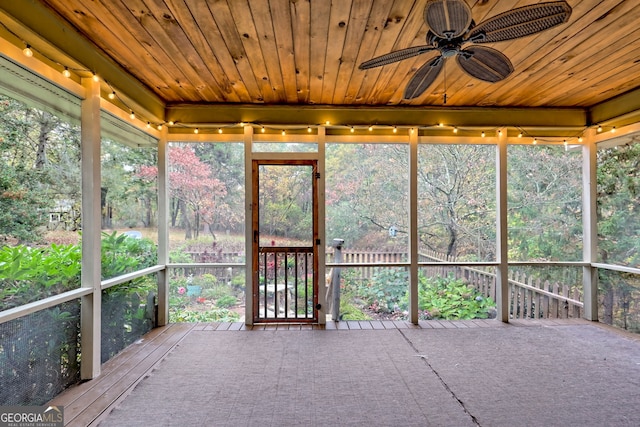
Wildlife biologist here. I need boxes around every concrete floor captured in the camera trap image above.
[99,320,640,427]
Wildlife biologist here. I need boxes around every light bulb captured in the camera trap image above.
[261,126,265,133]
[62,67,71,78]
[453,127,458,134]
[146,122,151,129]
[350,127,354,133]
[218,128,223,134]
[597,125,602,132]
[307,126,312,133]
[23,45,33,57]
[393,126,397,133]
[169,121,175,126]
[157,124,163,130]
[281,130,286,136]
[498,130,503,136]
[410,128,414,134]
[92,73,99,82]
[518,132,523,138]
[194,128,199,134]
[108,91,116,100]
[481,131,485,138]
[325,121,330,126]
[129,111,135,120]
[611,127,616,133]
[533,138,537,145]
[438,122,444,127]
[368,126,373,131]
[578,137,583,143]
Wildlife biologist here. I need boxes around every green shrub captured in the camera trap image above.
[216,294,237,308]
[413,275,495,320]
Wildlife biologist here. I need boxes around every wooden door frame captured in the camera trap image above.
[251,158,319,323]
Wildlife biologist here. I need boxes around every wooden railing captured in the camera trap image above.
[326,248,583,320]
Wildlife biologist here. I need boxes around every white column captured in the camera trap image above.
[317,126,327,324]
[582,129,598,320]
[409,129,419,324]
[496,129,509,322]
[244,125,254,325]
[156,127,170,326]
[80,77,102,379]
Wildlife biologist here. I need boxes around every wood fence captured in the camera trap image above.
[327,248,583,320]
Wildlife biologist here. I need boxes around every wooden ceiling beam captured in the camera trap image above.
[166,103,587,133]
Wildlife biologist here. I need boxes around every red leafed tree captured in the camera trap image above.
[138,146,227,239]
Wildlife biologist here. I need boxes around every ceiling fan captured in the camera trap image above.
[359,0,572,100]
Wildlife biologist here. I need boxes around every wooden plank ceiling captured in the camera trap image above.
[1,0,639,132]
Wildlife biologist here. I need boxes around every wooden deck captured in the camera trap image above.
[49,318,596,426]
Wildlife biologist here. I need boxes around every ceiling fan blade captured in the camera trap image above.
[359,46,435,70]
[424,0,472,40]
[457,46,513,83]
[467,1,572,43]
[403,55,444,99]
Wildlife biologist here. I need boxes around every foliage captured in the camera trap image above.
[357,268,408,312]
[169,307,239,323]
[507,145,583,261]
[139,145,227,240]
[0,231,157,310]
[101,230,157,280]
[418,144,496,259]
[413,275,495,320]
[0,243,81,309]
[216,294,237,308]
[339,299,371,321]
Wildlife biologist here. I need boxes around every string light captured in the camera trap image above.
[157,124,163,131]
[218,128,223,134]
[108,91,116,100]
[498,130,503,137]
[453,127,458,134]
[410,128,414,134]
[307,126,312,133]
[92,72,99,82]
[350,126,354,133]
[533,138,537,145]
[194,128,199,134]
[481,131,485,138]
[146,122,151,129]
[281,130,286,136]
[518,132,523,138]
[129,111,135,120]
[578,136,583,143]
[261,126,265,133]
[611,126,616,133]
[368,126,373,131]
[597,125,602,132]
[23,44,33,57]
[62,67,71,78]
[169,121,175,126]
[393,126,397,133]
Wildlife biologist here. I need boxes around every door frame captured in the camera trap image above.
[250,157,320,323]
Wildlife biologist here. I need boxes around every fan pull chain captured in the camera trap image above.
[443,60,448,105]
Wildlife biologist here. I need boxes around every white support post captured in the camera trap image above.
[409,128,419,324]
[582,129,598,320]
[80,77,102,379]
[156,127,170,326]
[496,129,509,322]
[317,126,327,324]
[244,125,254,325]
